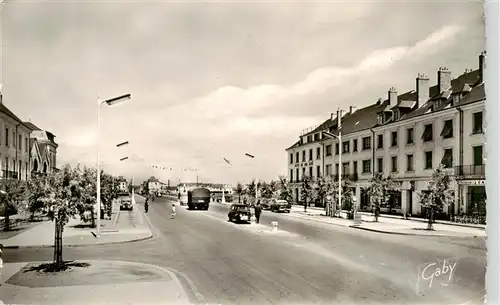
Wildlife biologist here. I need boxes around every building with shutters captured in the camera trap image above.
[286,52,486,218]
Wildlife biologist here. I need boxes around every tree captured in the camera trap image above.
[0,179,28,231]
[277,176,293,202]
[260,180,277,199]
[316,176,330,209]
[100,171,117,217]
[299,175,314,211]
[247,180,256,201]
[418,165,455,230]
[235,183,243,203]
[367,173,401,222]
[324,176,354,217]
[39,164,82,265]
[27,174,48,219]
[72,166,97,227]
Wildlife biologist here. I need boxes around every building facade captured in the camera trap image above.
[24,122,58,175]
[286,52,486,218]
[0,98,32,181]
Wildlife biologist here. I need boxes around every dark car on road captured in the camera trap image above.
[228,204,251,223]
[187,187,211,210]
[270,199,291,213]
[120,197,133,211]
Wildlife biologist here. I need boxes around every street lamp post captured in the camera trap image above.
[97,93,131,238]
[322,108,343,218]
[245,153,257,203]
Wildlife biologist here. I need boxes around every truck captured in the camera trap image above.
[187,187,211,210]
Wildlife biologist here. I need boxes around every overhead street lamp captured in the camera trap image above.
[117,141,136,204]
[96,93,131,238]
[322,108,343,218]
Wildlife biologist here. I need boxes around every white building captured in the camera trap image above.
[286,52,486,219]
[147,176,161,194]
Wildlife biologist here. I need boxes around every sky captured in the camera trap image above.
[0,0,485,185]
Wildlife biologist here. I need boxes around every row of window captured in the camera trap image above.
[291,111,484,164]
[1,157,31,180]
[289,145,484,181]
[1,127,29,153]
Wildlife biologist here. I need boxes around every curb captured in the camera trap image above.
[358,212,486,230]
[2,231,154,250]
[2,259,195,305]
[286,213,484,238]
[349,225,484,238]
[285,213,349,229]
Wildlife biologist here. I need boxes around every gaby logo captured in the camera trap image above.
[420,259,457,289]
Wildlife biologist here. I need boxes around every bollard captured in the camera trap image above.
[271,221,278,232]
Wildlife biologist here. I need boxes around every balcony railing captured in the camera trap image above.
[2,170,18,179]
[454,165,485,179]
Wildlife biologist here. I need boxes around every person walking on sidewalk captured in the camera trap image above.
[144,197,149,213]
[254,200,262,224]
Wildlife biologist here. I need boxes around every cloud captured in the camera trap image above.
[2,1,483,184]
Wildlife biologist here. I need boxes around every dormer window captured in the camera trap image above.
[384,111,392,122]
[377,114,384,125]
[393,109,400,121]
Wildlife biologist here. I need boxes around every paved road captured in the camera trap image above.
[4,195,486,305]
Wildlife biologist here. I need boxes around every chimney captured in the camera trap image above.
[438,67,452,93]
[0,93,2,104]
[349,106,357,114]
[330,113,334,121]
[479,51,486,83]
[416,73,430,109]
[388,87,398,106]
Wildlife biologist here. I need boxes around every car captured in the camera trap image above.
[120,197,133,210]
[270,199,291,213]
[228,204,251,223]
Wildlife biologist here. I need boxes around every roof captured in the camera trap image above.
[287,59,485,150]
[148,177,159,182]
[0,103,30,128]
[38,142,48,161]
[23,121,42,131]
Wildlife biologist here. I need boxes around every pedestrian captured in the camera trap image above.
[144,197,149,213]
[171,203,176,219]
[255,200,262,224]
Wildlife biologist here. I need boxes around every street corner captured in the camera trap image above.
[1,260,192,305]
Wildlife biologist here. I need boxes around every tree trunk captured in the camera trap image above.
[53,220,63,265]
[427,208,434,230]
[374,205,379,222]
[4,213,10,231]
[91,208,95,228]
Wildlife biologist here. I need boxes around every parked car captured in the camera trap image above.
[270,199,291,213]
[228,204,251,223]
[120,197,133,211]
[260,198,271,210]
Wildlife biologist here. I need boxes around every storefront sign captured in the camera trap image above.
[459,180,485,186]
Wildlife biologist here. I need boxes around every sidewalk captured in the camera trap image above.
[1,197,153,249]
[288,206,486,237]
[0,260,190,305]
